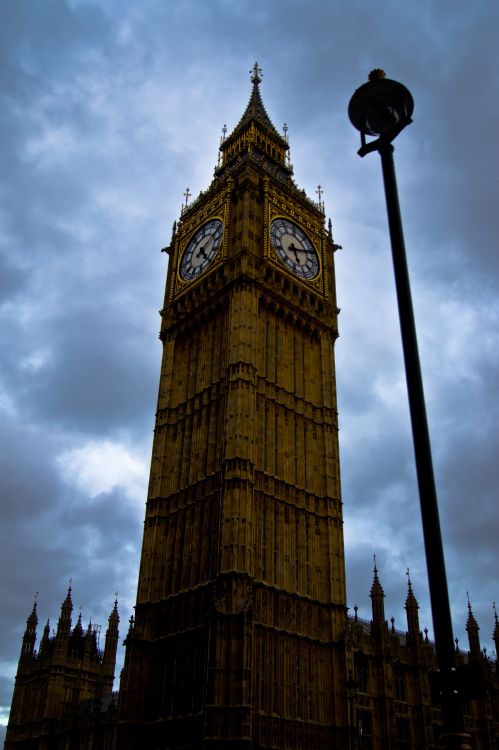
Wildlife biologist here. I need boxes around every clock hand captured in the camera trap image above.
[289,242,302,264]
[203,235,216,256]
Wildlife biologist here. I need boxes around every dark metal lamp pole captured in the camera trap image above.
[348,70,472,750]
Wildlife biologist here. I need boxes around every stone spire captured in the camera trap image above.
[405,570,420,638]
[103,598,120,673]
[21,597,38,661]
[218,63,290,176]
[493,603,499,670]
[466,594,481,660]
[73,612,83,638]
[229,62,285,142]
[55,584,73,655]
[39,618,51,656]
[26,598,38,632]
[370,557,386,633]
[56,585,73,636]
[83,619,96,660]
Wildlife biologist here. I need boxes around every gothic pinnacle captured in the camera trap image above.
[250,62,262,85]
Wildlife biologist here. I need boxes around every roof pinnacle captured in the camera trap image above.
[250,62,262,85]
[466,593,479,631]
[466,593,481,657]
[370,555,385,598]
[27,596,38,628]
[493,603,499,648]
[109,595,119,624]
[61,583,73,613]
[222,64,286,149]
[405,569,418,604]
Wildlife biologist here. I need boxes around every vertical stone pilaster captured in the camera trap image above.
[204,573,254,747]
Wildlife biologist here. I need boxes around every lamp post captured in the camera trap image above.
[348,70,472,750]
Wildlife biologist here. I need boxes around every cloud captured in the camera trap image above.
[1,0,499,729]
[57,438,148,502]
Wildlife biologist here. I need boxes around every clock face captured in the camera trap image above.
[180,219,224,281]
[269,218,319,279]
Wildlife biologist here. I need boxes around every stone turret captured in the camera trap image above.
[466,595,481,660]
[55,584,73,656]
[103,599,119,674]
[405,572,420,639]
[20,598,38,663]
[370,558,387,637]
[39,618,51,657]
[493,604,499,672]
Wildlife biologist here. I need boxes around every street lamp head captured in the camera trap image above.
[348,69,414,141]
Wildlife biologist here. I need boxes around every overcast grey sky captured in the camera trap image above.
[1,0,498,737]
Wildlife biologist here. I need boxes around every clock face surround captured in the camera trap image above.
[269,218,319,280]
[180,219,224,281]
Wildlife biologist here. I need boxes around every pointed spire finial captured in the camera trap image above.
[466,593,481,657]
[62,582,73,609]
[405,569,418,607]
[315,185,325,214]
[250,62,262,85]
[370,556,385,603]
[370,556,386,632]
[493,603,499,646]
[222,64,286,153]
[30,593,38,618]
[73,612,83,637]
[109,595,119,623]
[41,618,51,646]
[27,595,38,628]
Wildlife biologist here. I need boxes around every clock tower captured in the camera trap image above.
[118,64,347,749]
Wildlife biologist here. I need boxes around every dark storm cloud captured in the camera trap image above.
[6,295,161,432]
[1,0,498,730]
[0,414,142,634]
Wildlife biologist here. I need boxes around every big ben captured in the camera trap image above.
[118,64,347,749]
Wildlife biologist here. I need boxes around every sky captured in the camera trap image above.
[1,0,499,737]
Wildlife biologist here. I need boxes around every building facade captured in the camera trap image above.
[5,589,119,749]
[118,62,344,749]
[5,66,499,750]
